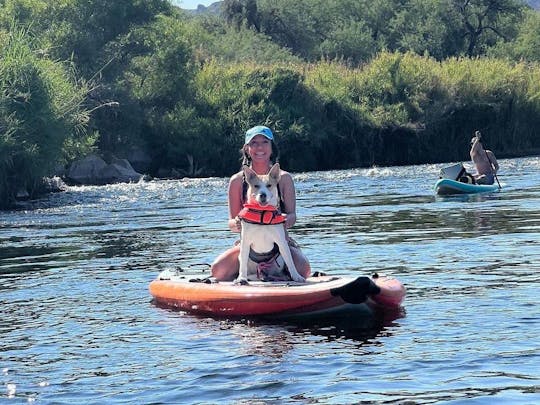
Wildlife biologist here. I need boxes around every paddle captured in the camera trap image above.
[474,131,502,189]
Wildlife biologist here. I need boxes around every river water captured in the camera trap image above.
[1,157,539,404]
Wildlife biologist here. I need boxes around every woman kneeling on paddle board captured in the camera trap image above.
[470,131,499,185]
[211,125,311,281]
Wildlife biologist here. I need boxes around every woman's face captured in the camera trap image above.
[246,134,272,163]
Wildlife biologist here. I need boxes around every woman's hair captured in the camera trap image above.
[240,140,280,166]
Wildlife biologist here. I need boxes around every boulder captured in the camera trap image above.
[66,154,143,185]
[42,176,68,193]
[66,154,108,185]
[98,158,143,184]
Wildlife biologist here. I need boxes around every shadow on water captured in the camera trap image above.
[151,299,405,342]
[0,245,76,275]
[434,191,502,203]
[266,306,406,342]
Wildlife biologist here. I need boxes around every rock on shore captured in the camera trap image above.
[66,154,144,185]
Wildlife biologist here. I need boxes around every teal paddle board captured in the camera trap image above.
[435,178,499,195]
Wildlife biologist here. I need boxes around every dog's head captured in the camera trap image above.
[243,163,281,207]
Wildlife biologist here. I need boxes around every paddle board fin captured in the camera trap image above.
[330,276,381,304]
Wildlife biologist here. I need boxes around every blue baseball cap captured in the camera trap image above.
[245,125,274,145]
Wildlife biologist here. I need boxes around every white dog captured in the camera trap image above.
[236,163,305,284]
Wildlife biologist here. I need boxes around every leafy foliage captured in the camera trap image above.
[0,24,90,207]
[186,18,301,65]
[1,0,540,208]
[489,8,540,61]
[219,0,528,63]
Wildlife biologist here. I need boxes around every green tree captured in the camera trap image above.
[0,25,91,207]
[45,0,173,76]
[244,0,260,31]
[254,0,332,59]
[490,8,540,61]
[222,0,244,30]
[319,19,378,64]
[0,0,176,158]
[185,15,300,65]
[0,0,173,75]
[121,15,208,174]
[221,0,260,31]
[388,0,463,59]
[451,0,524,56]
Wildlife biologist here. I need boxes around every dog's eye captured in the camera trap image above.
[266,184,273,188]
[254,185,260,189]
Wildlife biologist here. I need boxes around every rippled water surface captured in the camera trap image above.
[1,157,539,404]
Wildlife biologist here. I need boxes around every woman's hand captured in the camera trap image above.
[229,216,242,233]
[283,213,296,229]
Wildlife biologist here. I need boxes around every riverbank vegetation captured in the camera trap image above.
[1,0,540,208]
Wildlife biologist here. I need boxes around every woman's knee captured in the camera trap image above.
[291,247,311,278]
[211,262,238,281]
[211,247,240,281]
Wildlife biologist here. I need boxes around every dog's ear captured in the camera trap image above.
[268,163,281,182]
[243,165,258,183]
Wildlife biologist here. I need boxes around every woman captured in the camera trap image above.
[470,131,499,185]
[211,125,311,281]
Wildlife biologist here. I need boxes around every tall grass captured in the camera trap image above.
[195,51,540,170]
[0,24,91,208]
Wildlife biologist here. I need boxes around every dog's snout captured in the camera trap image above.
[259,192,267,203]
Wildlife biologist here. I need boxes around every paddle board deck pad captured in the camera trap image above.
[149,270,405,319]
[435,178,499,195]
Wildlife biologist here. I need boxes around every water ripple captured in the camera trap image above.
[1,157,539,403]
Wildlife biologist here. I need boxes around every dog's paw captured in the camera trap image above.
[234,277,249,285]
[291,275,306,283]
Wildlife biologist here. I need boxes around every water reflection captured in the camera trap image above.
[152,301,405,345]
[303,201,540,243]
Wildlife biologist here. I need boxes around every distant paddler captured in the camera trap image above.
[470,131,500,186]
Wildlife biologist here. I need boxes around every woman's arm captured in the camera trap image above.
[227,173,244,232]
[470,136,483,157]
[278,171,297,228]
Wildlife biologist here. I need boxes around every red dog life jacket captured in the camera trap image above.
[238,202,286,225]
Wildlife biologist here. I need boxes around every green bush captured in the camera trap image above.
[0,25,91,208]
